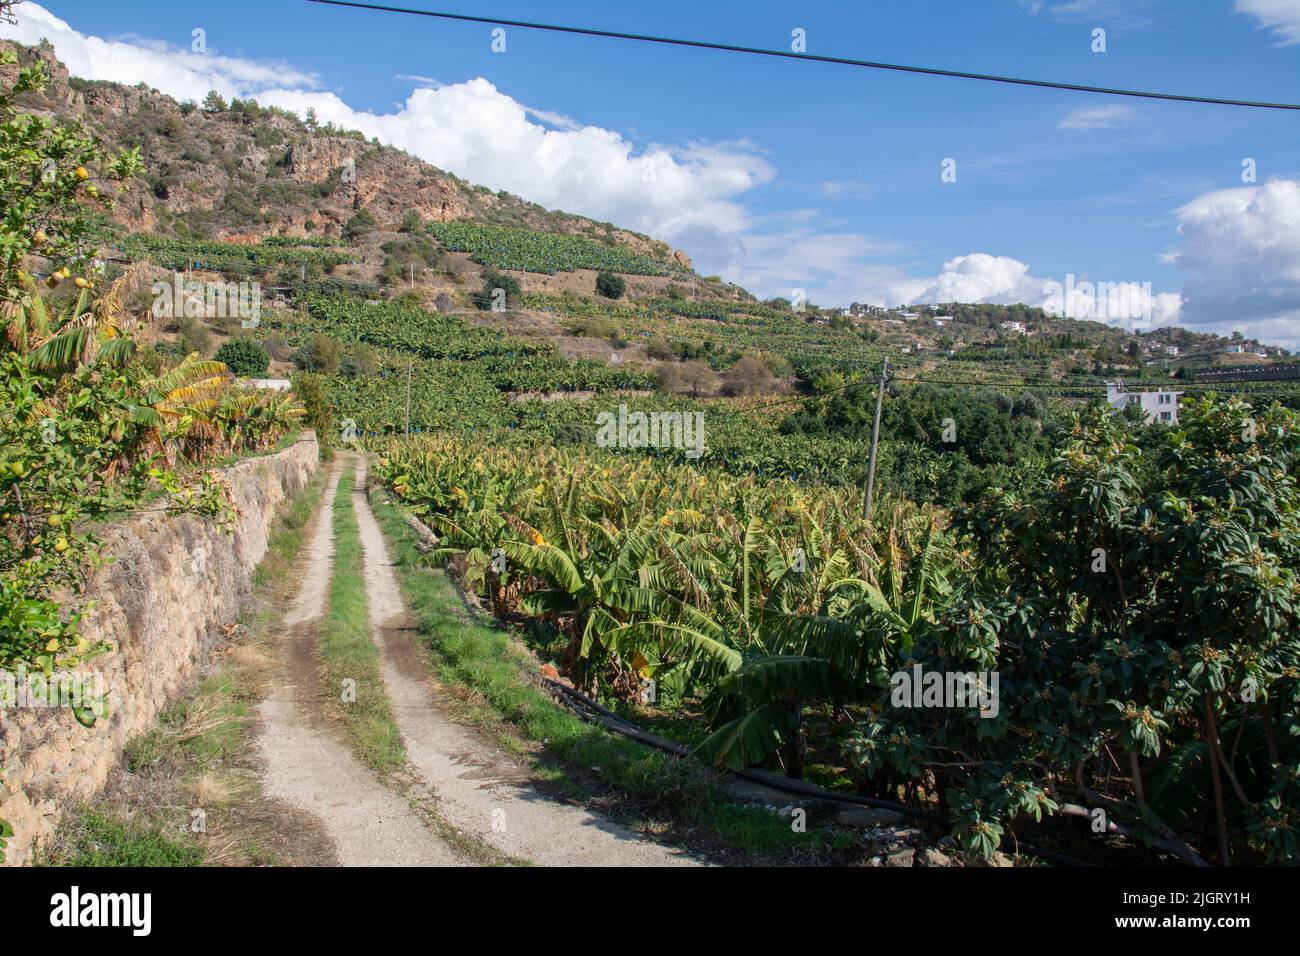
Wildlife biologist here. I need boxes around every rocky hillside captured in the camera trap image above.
[1,39,692,270]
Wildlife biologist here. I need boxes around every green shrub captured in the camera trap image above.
[472,269,521,311]
[292,371,333,449]
[293,333,342,374]
[595,271,626,300]
[214,338,270,376]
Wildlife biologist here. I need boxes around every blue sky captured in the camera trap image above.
[5,1,1300,344]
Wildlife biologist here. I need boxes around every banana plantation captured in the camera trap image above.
[429,222,687,277]
[375,394,1300,865]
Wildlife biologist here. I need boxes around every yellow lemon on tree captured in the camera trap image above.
[46,514,61,527]
[10,460,25,477]
[74,276,88,288]
[75,166,89,180]
[54,536,69,552]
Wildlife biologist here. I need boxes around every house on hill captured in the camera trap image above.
[1105,380,1182,425]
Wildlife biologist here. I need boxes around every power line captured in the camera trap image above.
[307,0,1300,110]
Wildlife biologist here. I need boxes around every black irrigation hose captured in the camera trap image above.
[540,677,1093,868]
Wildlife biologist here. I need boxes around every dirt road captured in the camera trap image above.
[254,461,459,866]
[255,453,700,867]
[349,454,700,866]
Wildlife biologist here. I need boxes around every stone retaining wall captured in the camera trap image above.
[0,433,320,865]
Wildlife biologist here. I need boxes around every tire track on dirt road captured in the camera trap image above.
[348,453,702,867]
[255,459,460,866]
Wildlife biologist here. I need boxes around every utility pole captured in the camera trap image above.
[862,357,889,522]
[404,357,412,439]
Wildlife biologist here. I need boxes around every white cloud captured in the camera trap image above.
[795,168,1300,339]
[889,253,1041,306]
[253,81,774,240]
[1058,104,1138,130]
[522,106,581,131]
[1019,0,1159,28]
[819,180,874,200]
[1,3,774,251]
[0,3,318,102]
[696,227,904,307]
[880,180,1300,349]
[1166,179,1300,346]
[395,73,442,87]
[886,253,1182,330]
[1234,0,1300,45]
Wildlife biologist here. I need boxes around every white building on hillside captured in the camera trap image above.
[1105,381,1183,425]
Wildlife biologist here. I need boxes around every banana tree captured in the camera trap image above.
[692,519,956,777]
[502,484,741,694]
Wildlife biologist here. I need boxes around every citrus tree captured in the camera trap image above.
[1,46,140,296]
[0,49,298,680]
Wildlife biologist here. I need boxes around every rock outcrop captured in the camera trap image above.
[1,40,692,270]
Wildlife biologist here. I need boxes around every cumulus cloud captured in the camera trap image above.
[1234,0,1300,45]
[0,3,772,249]
[887,253,1182,330]
[1,3,916,306]
[1166,179,1300,346]
[884,181,1300,348]
[254,81,774,240]
[0,3,318,101]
